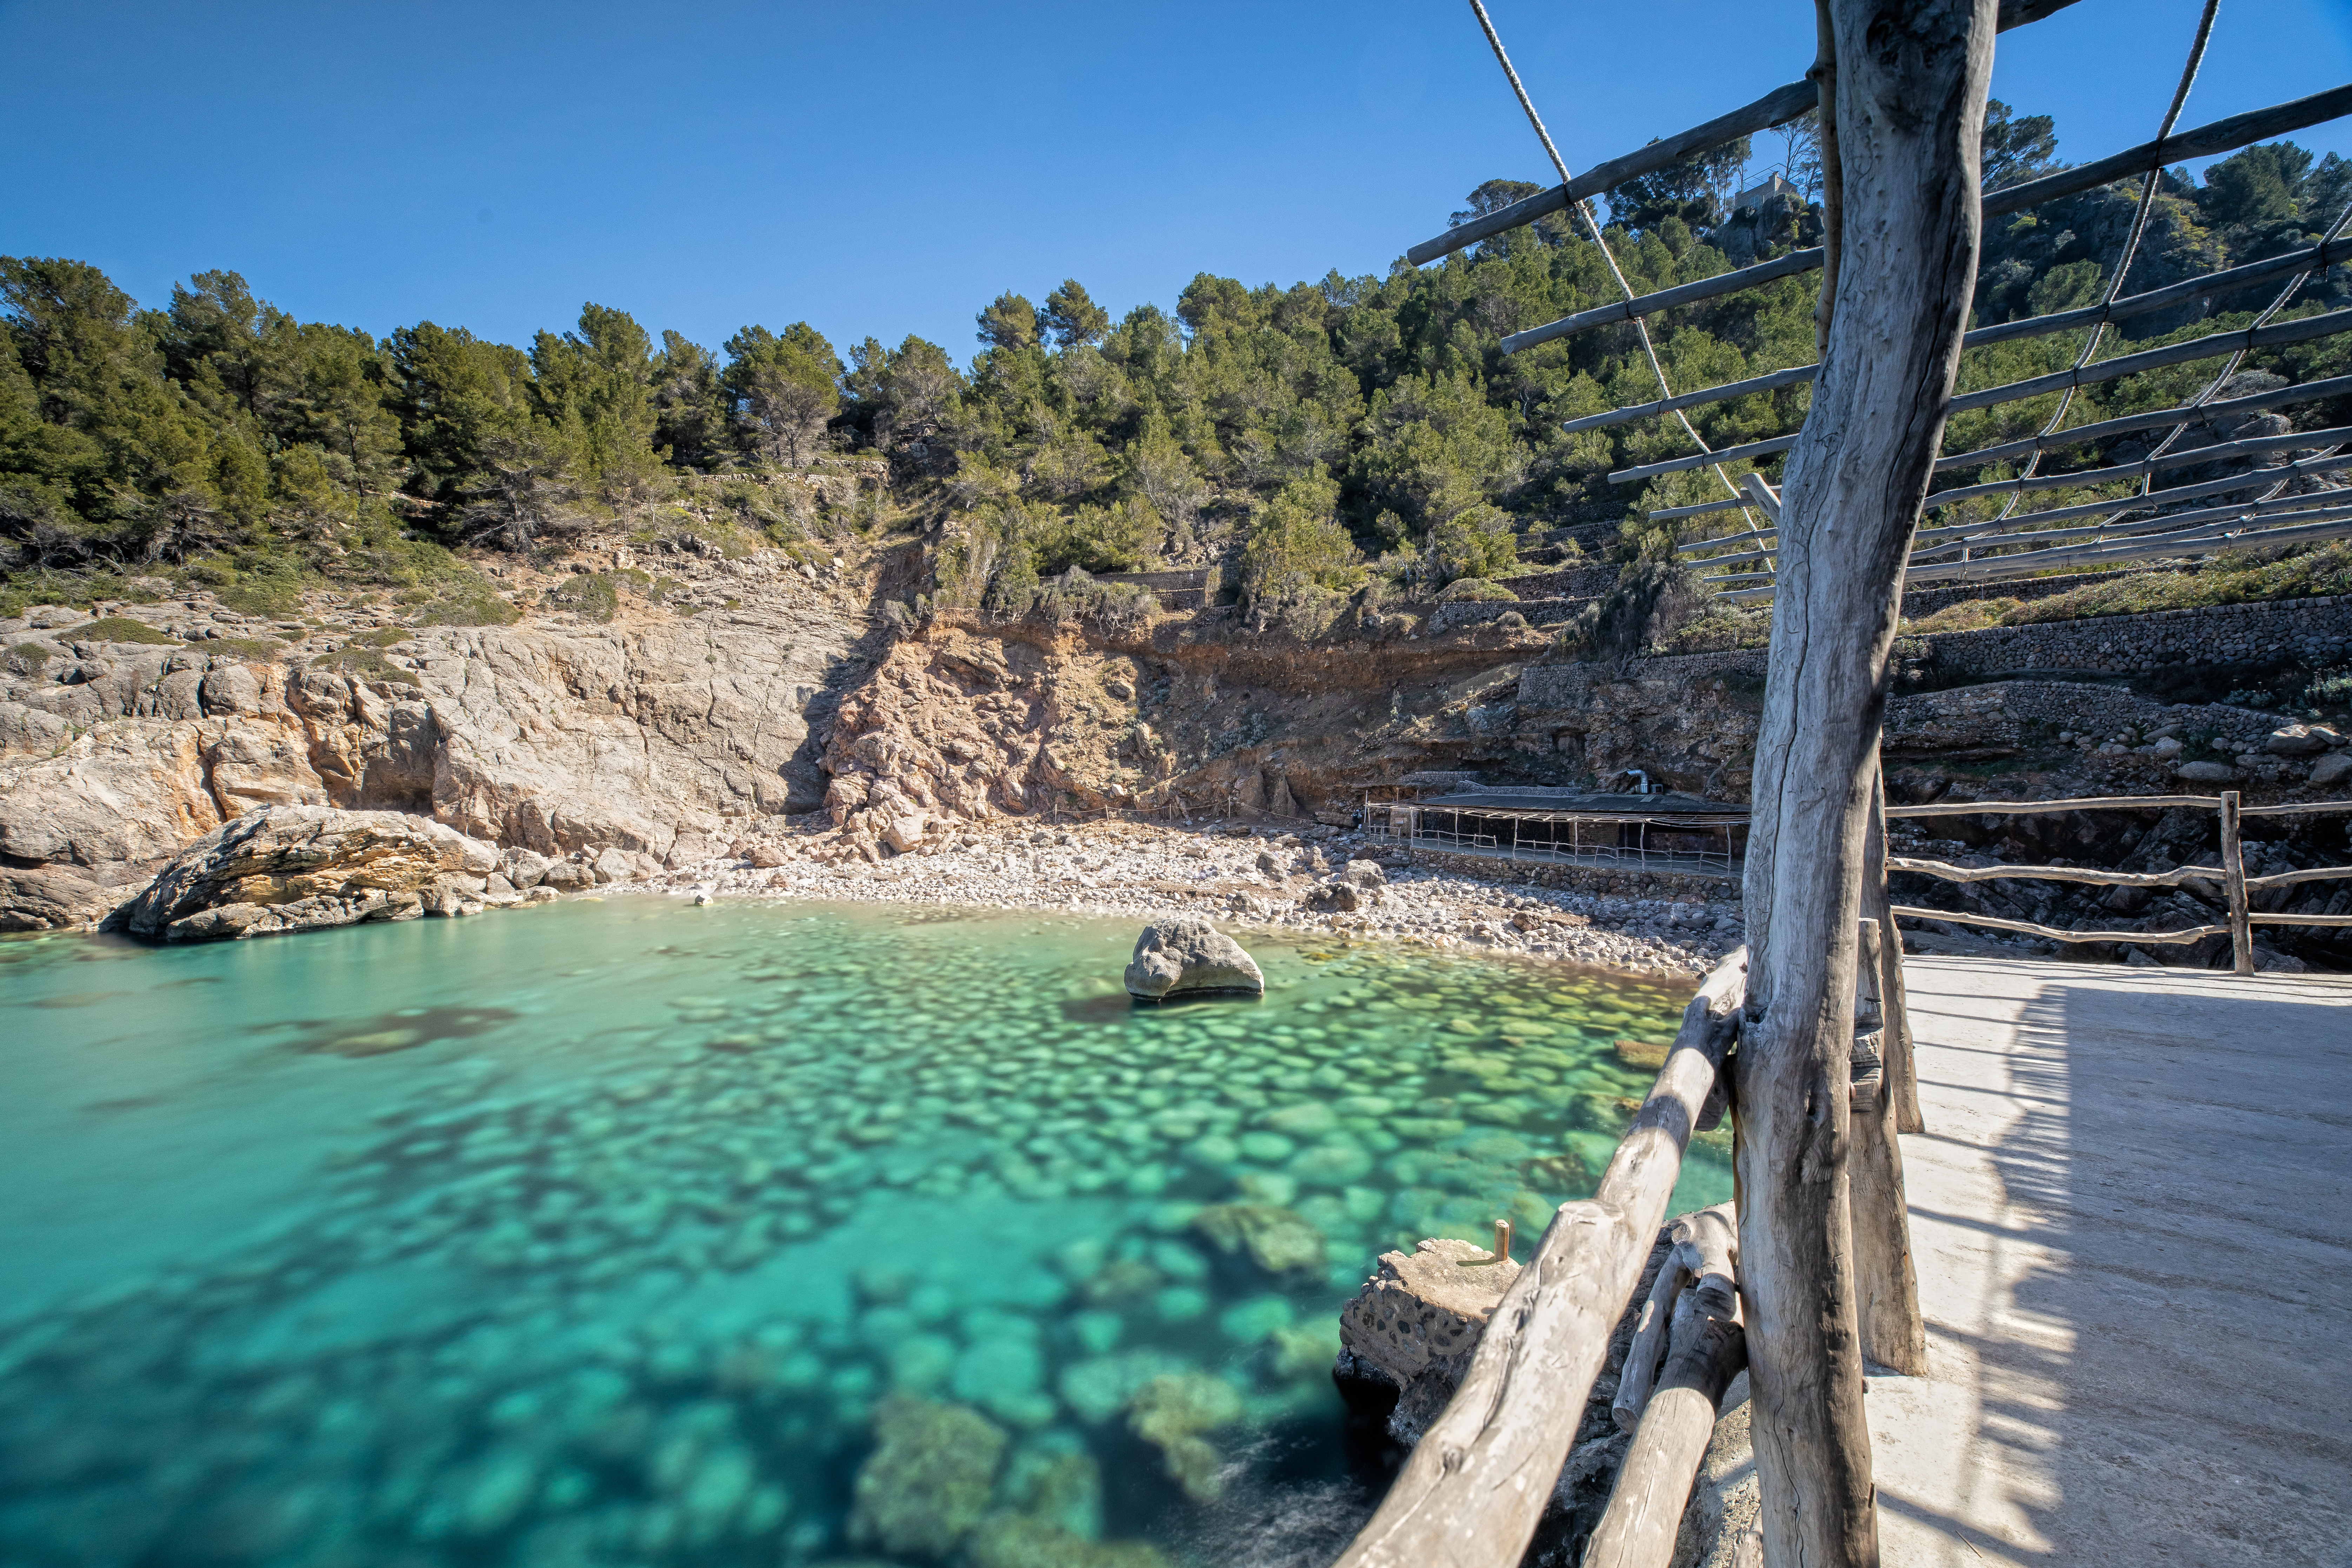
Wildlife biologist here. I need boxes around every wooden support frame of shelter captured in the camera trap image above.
[1322,1,2303,1563]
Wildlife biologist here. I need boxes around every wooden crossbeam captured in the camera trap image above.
[1507,116,2351,358]
[1571,305,2352,436]
[1406,0,2090,267]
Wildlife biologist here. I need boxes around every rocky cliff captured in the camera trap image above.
[0,542,875,930]
[9,532,2352,974]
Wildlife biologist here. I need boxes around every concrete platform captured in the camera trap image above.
[1872,956,2352,1566]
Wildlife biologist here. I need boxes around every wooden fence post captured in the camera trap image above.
[1735,3,1996,1563]
[1861,768,1924,1134]
[1849,919,1927,1375]
[2221,789,2254,974]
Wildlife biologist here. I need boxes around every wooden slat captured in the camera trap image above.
[1407,0,2087,266]
[1614,356,2352,493]
[1887,794,2221,816]
[1925,422,2352,510]
[1910,479,2352,552]
[1897,508,2352,585]
[1404,81,1820,265]
[1888,905,2228,944]
[1532,227,2351,366]
[1330,951,1747,1568]
[1506,248,1824,354]
[1981,82,2352,218]
[1948,307,2352,415]
[2244,799,2352,817]
[1887,855,2222,889]
[1580,305,2352,439]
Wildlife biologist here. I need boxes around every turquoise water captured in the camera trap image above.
[0,898,1723,1567]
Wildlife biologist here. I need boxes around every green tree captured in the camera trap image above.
[1605,138,1751,230]
[722,322,841,466]
[1980,100,2059,190]
[651,330,728,471]
[975,293,1040,353]
[1240,464,1358,603]
[1042,280,1110,349]
[532,302,663,498]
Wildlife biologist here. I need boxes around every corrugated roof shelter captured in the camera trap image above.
[1370,788,1748,879]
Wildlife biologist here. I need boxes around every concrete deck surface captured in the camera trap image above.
[1871,956,2352,1567]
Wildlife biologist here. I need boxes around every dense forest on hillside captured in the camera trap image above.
[4,106,2349,623]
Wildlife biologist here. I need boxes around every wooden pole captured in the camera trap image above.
[1735,4,1995,1564]
[1612,1259,1688,1432]
[1848,919,1927,1375]
[1330,952,1746,1568]
[2221,789,2254,975]
[1587,1206,1747,1568]
[1860,770,1923,1134]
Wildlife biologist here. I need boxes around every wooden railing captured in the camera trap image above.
[1884,791,2352,975]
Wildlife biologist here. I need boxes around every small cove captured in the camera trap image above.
[0,897,1724,1567]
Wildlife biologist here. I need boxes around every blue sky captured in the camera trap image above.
[3,0,2347,363]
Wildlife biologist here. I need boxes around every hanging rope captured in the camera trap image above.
[1463,0,1768,567]
[1977,0,2221,549]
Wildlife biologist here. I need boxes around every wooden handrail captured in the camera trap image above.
[1330,949,1747,1568]
[1888,790,2352,967]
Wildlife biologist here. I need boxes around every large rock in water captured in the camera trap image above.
[1123,918,1264,1000]
[123,805,502,942]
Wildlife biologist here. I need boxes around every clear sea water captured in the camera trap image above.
[0,897,1724,1568]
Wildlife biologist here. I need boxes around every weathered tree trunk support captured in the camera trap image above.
[1736,4,1997,1564]
[1331,952,1747,1568]
[2221,789,2255,974]
[1847,920,1928,1374]
[1861,770,1923,1134]
[1808,0,1844,358]
[1586,1205,1747,1568]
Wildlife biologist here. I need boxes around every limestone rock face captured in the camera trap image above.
[0,590,865,923]
[1122,918,1264,1000]
[123,806,502,942]
[0,864,132,932]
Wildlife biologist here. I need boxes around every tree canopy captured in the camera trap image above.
[5,107,2346,620]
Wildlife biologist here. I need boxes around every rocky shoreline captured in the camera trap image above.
[645,818,1742,980]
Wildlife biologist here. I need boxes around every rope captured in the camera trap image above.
[1978,0,2221,547]
[1464,0,1768,570]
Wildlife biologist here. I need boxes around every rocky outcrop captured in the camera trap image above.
[1122,918,1264,1000]
[1337,1236,1521,1443]
[122,806,505,941]
[0,576,868,929]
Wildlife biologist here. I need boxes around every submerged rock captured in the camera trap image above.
[1125,1372,1244,1503]
[1122,919,1264,1000]
[121,805,501,942]
[848,1396,1008,1559]
[1189,1203,1326,1278]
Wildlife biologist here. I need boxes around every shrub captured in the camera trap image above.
[546,573,621,622]
[4,642,53,674]
[77,616,180,646]
[207,636,287,659]
[310,647,420,686]
[1436,578,1516,603]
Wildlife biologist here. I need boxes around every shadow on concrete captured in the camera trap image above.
[1968,973,2352,1564]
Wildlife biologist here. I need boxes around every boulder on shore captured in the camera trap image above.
[1123,917,1264,1000]
[122,805,502,942]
